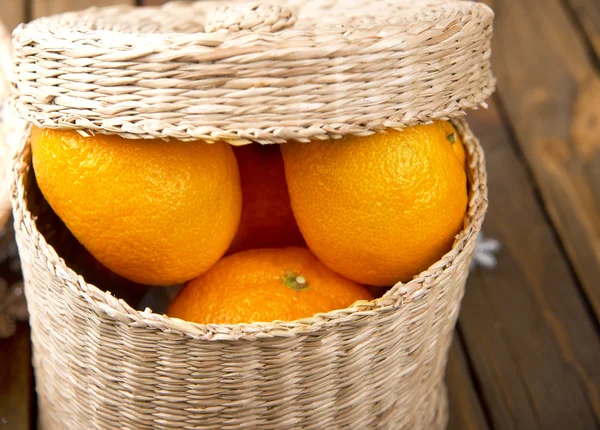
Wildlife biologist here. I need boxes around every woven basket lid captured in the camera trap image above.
[11,0,495,144]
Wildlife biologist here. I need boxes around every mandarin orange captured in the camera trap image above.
[31,127,242,285]
[168,247,372,324]
[281,121,467,286]
[228,144,304,254]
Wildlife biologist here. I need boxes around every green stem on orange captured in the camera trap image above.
[447,132,456,144]
[282,270,310,292]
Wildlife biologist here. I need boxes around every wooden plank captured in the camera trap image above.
[564,0,600,57]
[446,334,490,430]
[141,0,165,5]
[0,322,33,430]
[0,0,27,30]
[483,0,600,320]
[32,0,135,19]
[457,101,600,429]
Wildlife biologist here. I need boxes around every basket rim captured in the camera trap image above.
[11,117,487,340]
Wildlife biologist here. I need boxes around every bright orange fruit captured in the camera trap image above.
[443,121,467,169]
[281,121,467,286]
[31,128,242,286]
[168,247,373,324]
[228,144,304,254]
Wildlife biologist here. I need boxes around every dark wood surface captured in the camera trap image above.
[0,323,33,430]
[458,99,600,429]
[1,0,599,429]
[483,0,600,323]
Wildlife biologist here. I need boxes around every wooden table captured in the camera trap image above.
[1,0,599,429]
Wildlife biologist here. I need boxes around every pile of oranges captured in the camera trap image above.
[30,120,467,325]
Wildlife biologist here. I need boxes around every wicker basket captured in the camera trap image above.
[10,1,492,429]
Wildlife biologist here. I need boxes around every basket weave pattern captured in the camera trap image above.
[12,117,486,429]
[11,0,494,144]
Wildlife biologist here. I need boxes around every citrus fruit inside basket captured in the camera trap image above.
[281,120,468,286]
[168,247,373,324]
[29,119,467,320]
[30,127,242,286]
[228,143,304,254]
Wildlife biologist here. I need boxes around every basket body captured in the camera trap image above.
[12,118,486,430]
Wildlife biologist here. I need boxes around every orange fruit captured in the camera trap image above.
[31,127,242,286]
[228,144,304,254]
[281,120,467,286]
[168,247,373,324]
[442,121,467,169]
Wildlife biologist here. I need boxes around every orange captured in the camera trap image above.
[31,127,242,286]
[228,144,304,254]
[442,121,467,169]
[168,247,373,324]
[281,120,467,286]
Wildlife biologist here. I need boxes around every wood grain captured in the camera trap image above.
[141,0,166,5]
[0,0,27,30]
[446,334,490,430]
[483,0,600,321]
[458,101,600,429]
[32,0,135,19]
[0,323,33,430]
[564,0,600,57]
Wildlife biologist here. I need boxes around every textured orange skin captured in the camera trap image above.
[228,144,304,254]
[281,121,468,286]
[168,247,373,324]
[31,127,242,286]
[445,121,467,170]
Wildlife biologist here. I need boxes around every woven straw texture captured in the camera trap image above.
[0,19,30,340]
[12,117,486,429]
[0,18,22,230]
[10,0,494,144]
